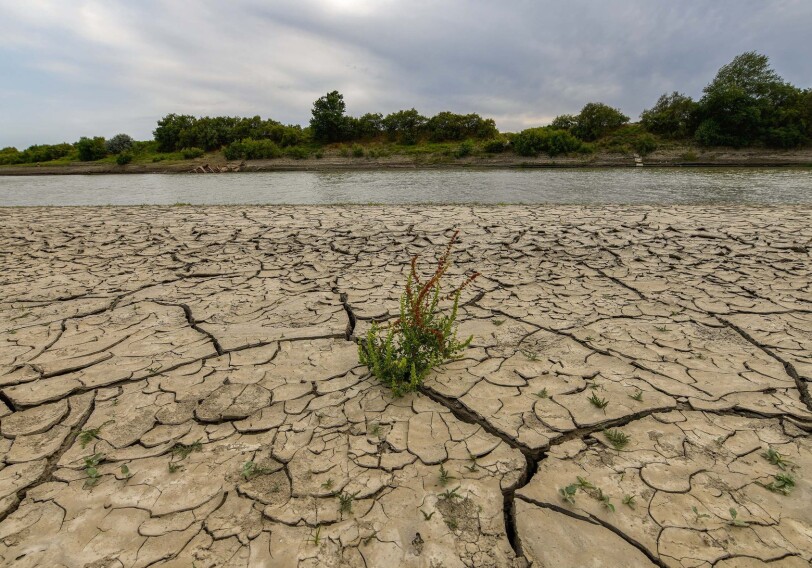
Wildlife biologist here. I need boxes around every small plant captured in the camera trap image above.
[584,335,594,341]
[438,487,461,501]
[761,447,795,471]
[171,440,202,460]
[445,517,459,530]
[728,508,748,527]
[120,464,132,478]
[168,462,183,473]
[692,506,710,522]
[492,319,505,326]
[241,461,272,480]
[351,144,365,158]
[623,495,636,509]
[588,392,609,412]
[421,509,435,520]
[358,231,479,395]
[321,478,335,491]
[522,349,539,361]
[576,476,595,490]
[465,452,479,472]
[79,420,114,448]
[559,484,578,504]
[654,325,669,332]
[596,489,615,512]
[603,429,630,450]
[535,388,549,399]
[116,152,133,166]
[369,423,382,438]
[83,453,105,488]
[439,464,456,486]
[306,526,322,546]
[337,491,358,514]
[629,389,644,401]
[763,473,796,495]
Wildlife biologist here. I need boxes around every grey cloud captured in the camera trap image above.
[0,0,810,147]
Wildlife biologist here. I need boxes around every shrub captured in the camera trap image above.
[285,145,310,160]
[223,139,280,160]
[426,112,498,141]
[76,137,107,161]
[358,232,479,396]
[351,144,365,158]
[455,141,474,158]
[513,128,581,156]
[181,147,205,159]
[482,138,507,153]
[382,109,427,144]
[632,133,658,156]
[116,153,133,165]
[105,133,134,154]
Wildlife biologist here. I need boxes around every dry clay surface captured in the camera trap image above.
[0,205,810,568]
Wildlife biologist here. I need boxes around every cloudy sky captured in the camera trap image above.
[1,0,811,148]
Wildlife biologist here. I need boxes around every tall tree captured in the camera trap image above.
[310,91,348,143]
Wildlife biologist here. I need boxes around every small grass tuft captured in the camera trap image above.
[629,389,644,401]
[588,392,609,412]
[603,429,630,450]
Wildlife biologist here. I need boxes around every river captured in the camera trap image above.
[0,168,810,206]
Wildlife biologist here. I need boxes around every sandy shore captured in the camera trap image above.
[1,146,811,176]
[1,206,810,567]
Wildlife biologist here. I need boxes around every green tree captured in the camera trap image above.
[382,109,427,144]
[694,51,808,147]
[640,92,698,138]
[572,103,629,141]
[154,114,196,152]
[550,114,577,131]
[105,133,134,154]
[310,90,349,143]
[76,137,107,161]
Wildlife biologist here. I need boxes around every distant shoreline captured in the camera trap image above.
[1,146,810,176]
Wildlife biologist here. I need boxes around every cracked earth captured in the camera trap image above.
[0,205,810,568]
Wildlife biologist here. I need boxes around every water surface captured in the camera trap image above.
[0,168,810,206]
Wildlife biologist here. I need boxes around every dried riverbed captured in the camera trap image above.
[1,206,810,567]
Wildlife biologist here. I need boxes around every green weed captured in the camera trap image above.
[358,231,478,395]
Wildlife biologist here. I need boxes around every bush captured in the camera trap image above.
[513,128,581,156]
[105,133,134,154]
[455,141,474,158]
[426,112,498,141]
[285,146,310,160]
[223,139,280,160]
[351,144,365,158]
[358,232,478,395]
[181,147,205,159]
[76,137,107,161]
[116,153,133,165]
[482,138,507,153]
[632,133,658,156]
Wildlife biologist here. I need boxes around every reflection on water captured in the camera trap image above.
[0,168,811,206]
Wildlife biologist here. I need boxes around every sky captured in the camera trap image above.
[1,0,811,148]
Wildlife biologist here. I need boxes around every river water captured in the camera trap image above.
[0,168,810,206]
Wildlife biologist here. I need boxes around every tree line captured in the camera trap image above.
[1,51,810,165]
